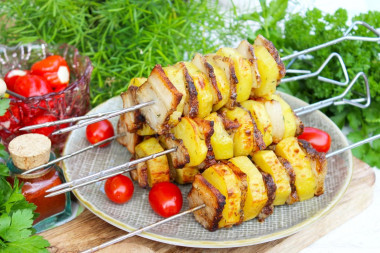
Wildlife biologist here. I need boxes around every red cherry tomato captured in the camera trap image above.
[148,182,183,218]
[4,69,29,91]
[26,114,58,136]
[14,74,52,97]
[85,119,114,147]
[297,127,331,153]
[104,175,134,204]
[31,55,70,89]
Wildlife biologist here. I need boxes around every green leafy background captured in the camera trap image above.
[1,0,379,167]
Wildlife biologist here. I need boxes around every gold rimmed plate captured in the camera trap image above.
[62,92,352,248]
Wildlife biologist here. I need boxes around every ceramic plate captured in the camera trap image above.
[62,92,352,248]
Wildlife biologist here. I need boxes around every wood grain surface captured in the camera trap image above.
[41,157,375,253]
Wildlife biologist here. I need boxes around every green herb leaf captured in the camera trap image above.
[0,99,10,117]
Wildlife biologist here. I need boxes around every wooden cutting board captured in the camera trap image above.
[41,157,375,253]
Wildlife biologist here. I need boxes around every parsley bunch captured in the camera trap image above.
[243,1,380,167]
[0,145,50,253]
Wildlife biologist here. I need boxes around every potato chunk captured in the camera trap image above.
[229,156,267,221]
[202,163,242,228]
[205,54,238,109]
[163,64,188,126]
[216,48,253,102]
[171,117,207,167]
[251,35,285,99]
[251,150,291,205]
[135,137,170,187]
[175,166,199,184]
[241,99,273,146]
[275,137,316,201]
[204,113,233,160]
[221,107,265,156]
[182,62,214,119]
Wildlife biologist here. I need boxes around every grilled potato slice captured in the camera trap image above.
[204,112,233,160]
[163,64,188,125]
[236,40,261,89]
[229,156,267,221]
[241,99,273,146]
[182,62,214,119]
[298,140,327,196]
[171,117,207,167]
[136,65,183,134]
[175,166,199,184]
[216,48,253,102]
[135,137,170,187]
[191,53,222,105]
[188,174,226,231]
[136,123,156,136]
[224,161,248,225]
[202,163,242,228]
[264,99,284,143]
[252,35,285,99]
[205,54,238,109]
[275,137,316,201]
[221,107,265,156]
[193,118,216,168]
[251,150,291,205]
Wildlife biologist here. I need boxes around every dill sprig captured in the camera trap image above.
[0,0,244,106]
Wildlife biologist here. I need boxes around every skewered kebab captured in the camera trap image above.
[188,136,326,231]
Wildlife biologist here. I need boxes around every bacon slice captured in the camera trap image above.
[136,65,183,134]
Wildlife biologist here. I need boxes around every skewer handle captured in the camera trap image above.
[294,72,370,116]
[81,204,206,253]
[281,52,349,86]
[326,133,380,159]
[281,21,379,61]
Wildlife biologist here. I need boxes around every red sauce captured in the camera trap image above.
[9,168,66,224]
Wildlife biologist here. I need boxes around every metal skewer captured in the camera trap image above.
[22,134,124,175]
[44,71,370,196]
[281,21,380,61]
[50,100,155,135]
[45,147,177,198]
[19,109,123,131]
[82,133,380,252]
[281,52,349,86]
[294,72,370,116]
[81,204,206,253]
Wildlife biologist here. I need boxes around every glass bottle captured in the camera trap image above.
[7,134,72,232]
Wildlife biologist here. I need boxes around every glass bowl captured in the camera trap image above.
[0,41,93,152]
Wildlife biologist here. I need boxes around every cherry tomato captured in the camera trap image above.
[14,74,52,97]
[31,55,70,89]
[85,119,114,147]
[3,69,29,91]
[148,182,183,218]
[104,175,134,204]
[26,114,58,136]
[297,127,331,153]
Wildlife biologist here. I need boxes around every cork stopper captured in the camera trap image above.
[8,134,51,170]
